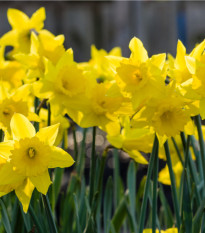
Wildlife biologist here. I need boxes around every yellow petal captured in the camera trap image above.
[30,7,46,30]
[0,163,24,185]
[7,8,29,29]
[15,178,35,213]
[184,120,195,135]
[10,113,36,140]
[28,112,41,122]
[158,165,171,186]
[48,146,74,168]
[150,53,166,70]
[0,141,14,162]
[185,56,195,74]
[36,123,60,146]
[0,83,9,100]
[129,37,148,63]
[175,40,186,69]
[30,170,51,195]
[125,149,148,164]
[190,39,205,59]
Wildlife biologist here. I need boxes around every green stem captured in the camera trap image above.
[190,135,203,181]
[180,133,201,206]
[0,129,3,142]
[29,206,44,233]
[164,140,181,230]
[114,149,120,209]
[34,97,40,131]
[152,143,159,233]
[171,137,184,165]
[47,103,51,126]
[76,128,87,175]
[138,135,158,233]
[72,125,78,159]
[42,195,58,233]
[195,115,205,196]
[89,126,96,205]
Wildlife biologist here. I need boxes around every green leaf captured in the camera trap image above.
[0,199,12,233]
[53,167,64,204]
[19,202,31,232]
[127,161,137,231]
[111,192,129,233]
[104,176,113,233]
[73,194,83,233]
[193,197,205,233]
[114,149,121,209]
[159,184,173,228]
[29,205,44,233]
[182,169,192,233]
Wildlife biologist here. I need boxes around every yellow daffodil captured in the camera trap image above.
[168,39,205,84]
[132,82,194,145]
[39,107,70,146]
[115,37,166,109]
[143,228,178,233]
[0,46,25,88]
[71,82,124,129]
[158,162,183,187]
[0,113,74,212]
[0,83,39,136]
[107,116,154,164]
[80,45,122,82]
[1,8,46,56]
[33,49,88,117]
[14,30,65,82]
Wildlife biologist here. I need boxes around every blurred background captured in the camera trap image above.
[0,1,205,62]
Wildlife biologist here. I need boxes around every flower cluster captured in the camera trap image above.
[0,8,204,230]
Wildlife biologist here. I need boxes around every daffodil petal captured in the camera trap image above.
[30,170,51,195]
[0,141,14,162]
[7,8,29,29]
[125,149,148,164]
[30,7,45,30]
[10,113,36,140]
[129,37,148,62]
[15,178,35,213]
[36,123,60,146]
[0,163,24,185]
[48,146,74,168]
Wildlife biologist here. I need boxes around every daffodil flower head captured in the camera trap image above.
[1,8,46,56]
[11,137,51,176]
[0,47,26,88]
[0,113,74,212]
[143,228,178,233]
[14,30,65,82]
[0,84,40,134]
[116,37,166,109]
[85,45,122,82]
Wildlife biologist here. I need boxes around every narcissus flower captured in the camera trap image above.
[107,116,154,164]
[143,228,178,233]
[132,82,194,145]
[0,113,74,212]
[0,83,39,136]
[14,30,65,82]
[39,107,70,146]
[80,45,122,82]
[168,39,205,84]
[115,37,166,109]
[34,49,87,117]
[0,47,26,88]
[1,8,46,56]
